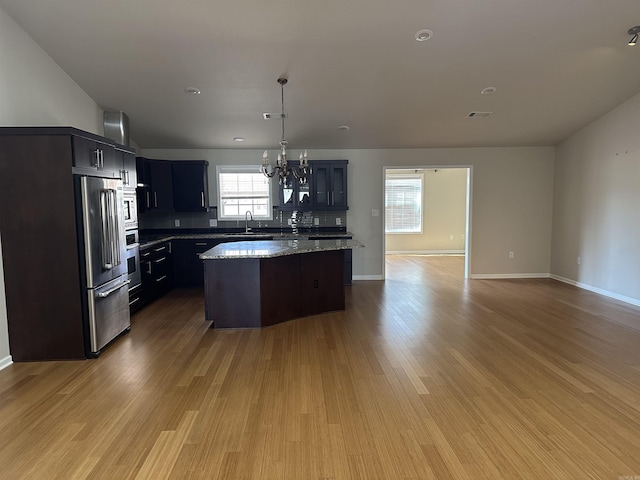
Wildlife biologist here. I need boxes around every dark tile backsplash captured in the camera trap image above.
[139,207,347,232]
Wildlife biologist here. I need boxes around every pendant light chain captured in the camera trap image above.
[281,80,286,143]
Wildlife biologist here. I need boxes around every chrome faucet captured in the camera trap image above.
[244,210,253,233]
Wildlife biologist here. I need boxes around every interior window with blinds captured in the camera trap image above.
[217,166,272,220]
[385,173,423,233]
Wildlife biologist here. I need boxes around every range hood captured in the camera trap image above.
[103,111,130,146]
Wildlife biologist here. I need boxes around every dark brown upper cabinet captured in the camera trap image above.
[136,157,174,211]
[172,160,209,211]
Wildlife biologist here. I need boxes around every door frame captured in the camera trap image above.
[382,165,473,279]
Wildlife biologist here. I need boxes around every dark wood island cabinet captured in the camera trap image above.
[201,239,362,328]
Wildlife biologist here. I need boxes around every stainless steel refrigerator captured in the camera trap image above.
[77,176,131,355]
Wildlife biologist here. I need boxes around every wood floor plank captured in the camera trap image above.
[1,255,640,479]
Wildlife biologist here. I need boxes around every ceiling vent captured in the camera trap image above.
[467,111,493,118]
[263,113,287,120]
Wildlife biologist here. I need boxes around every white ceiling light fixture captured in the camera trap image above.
[233,137,245,142]
[481,87,497,95]
[337,125,350,132]
[261,77,310,184]
[628,26,640,45]
[184,87,201,95]
[415,29,433,42]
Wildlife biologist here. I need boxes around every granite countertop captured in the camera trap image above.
[139,231,354,249]
[199,238,363,260]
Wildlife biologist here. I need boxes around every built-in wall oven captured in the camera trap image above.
[125,230,141,291]
[124,186,141,312]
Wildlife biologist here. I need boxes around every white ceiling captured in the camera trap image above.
[3,0,640,150]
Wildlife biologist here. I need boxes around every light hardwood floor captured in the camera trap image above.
[1,255,640,479]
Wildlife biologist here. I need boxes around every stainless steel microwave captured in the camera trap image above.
[123,192,138,230]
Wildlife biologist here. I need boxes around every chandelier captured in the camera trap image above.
[261,76,310,184]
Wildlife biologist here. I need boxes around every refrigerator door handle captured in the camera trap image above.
[100,190,113,269]
[110,189,121,267]
[96,279,131,298]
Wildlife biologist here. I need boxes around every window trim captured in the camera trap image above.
[385,173,424,234]
[216,165,273,220]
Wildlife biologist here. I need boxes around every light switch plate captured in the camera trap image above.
[174,219,180,227]
[372,209,379,217]
[314,217,320,226]
[209,219,217,227]
[336,218,342,225]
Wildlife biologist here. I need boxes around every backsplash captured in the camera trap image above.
[139,207,347,231]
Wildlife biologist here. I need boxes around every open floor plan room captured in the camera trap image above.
[1,256,640,479]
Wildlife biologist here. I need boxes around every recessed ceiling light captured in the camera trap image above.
[184,87,201,95]
[233,137,245,142]
[415,29,433,42]
[337,125,350,132]
[481,87,497,95]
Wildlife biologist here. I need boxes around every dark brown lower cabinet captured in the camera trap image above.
[172,239,223,287]
[204,250,345,329]
[138,241,173,310]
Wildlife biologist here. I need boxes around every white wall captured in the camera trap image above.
[142,146,556,279]
[0,6,104,367]
[551,91,640,305]
[385,168,467,253]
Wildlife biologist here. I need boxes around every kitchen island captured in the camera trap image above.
[200,239,362,328]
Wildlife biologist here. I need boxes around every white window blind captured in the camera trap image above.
[385,174,423,233]
[217,166,272,220]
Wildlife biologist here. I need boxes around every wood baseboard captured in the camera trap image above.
[0,355,13,371]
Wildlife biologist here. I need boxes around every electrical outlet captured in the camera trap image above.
[336,218,342,225]
[577,256,581,265]
[372,209,379,217]
[508,251,514,259]
[449,234,454,240]
[314,217,320,226]
[209,219,217,227]
[174,219,180,227]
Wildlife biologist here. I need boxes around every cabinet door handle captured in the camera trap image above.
[141,251,151,258]
[146,262,152,275]
[195,242,208,246]
[154,192,158,207]
[92,149,100,168]
[154,246,166,252]
[95,149,104,169]
[153,257,166,264]
[126,170,130,185]
[155,275,168,283]
[201,191,205,207]
[145,191,150,208]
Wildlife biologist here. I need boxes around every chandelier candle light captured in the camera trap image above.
[261,77,310,184]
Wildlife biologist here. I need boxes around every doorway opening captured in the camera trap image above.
[382,166,472,279]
